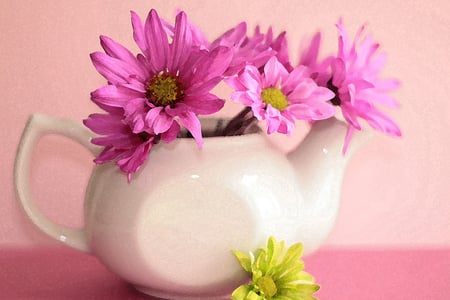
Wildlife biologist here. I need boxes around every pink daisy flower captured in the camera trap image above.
[226,56,335,135]
[300,20,401,152]
[89,9,233,148]
[83,110,160,182]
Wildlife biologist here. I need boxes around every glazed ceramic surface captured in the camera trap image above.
[14,114,365,299]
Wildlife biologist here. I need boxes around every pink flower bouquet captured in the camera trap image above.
[84,9,401,181]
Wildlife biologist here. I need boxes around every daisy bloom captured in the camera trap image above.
[226,56,335,135]
[232,236,319,300]
[301,20,401,152]
[89,9,233,148]
[83,110,159,182]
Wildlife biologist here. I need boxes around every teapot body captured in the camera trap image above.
[84,132,304,298]
[15,114,357,300]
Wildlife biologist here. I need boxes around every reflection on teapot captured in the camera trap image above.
[14,113,367,299]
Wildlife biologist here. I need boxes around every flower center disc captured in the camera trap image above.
[261,87,288,110]
[146,72,184,106]
[258,275,277,297]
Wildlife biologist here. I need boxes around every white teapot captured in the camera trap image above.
[14,113,366,299]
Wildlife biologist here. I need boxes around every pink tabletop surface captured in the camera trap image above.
[1,247,449,299]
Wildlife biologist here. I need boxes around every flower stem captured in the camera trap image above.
[222,107,257,136]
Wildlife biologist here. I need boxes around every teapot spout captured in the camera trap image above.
[287,118,370,254]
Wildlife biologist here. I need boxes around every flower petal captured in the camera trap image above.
[84,113,126,135]
[145,9,170,72]
[183,93,225,114]
[161,121,181,143]
[264,56,288,87]
[169,11,192,72]
[99,35,148,81]
[144,106,164,129]
[91,85,143,108]
[299,32,321,67]
[190,46,234,84]
[152,109,174,134]
[177,111,203,148]
[117,140,153,180]
[131,11,148,55]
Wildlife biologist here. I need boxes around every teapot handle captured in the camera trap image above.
[14,114,98,252]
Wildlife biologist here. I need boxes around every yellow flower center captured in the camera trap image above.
[146,72,184,106]
[258,275,277,298]
[261,87,288,110]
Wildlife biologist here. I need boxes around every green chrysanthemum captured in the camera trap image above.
[232,237,319,300]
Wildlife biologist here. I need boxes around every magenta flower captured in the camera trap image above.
[226,56,335,135]
[301,20,401,152]
[89,9,233,148]
[84,111,158,182]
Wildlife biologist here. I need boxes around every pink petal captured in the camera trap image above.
[229,91,258,106]
[169,11,191,72]
[145,9,169,72]
[288,102,332,121]
[264,57,288,87]
[152,110,174,134]
[117,141,153,180]
[210,22,246,49]
[251,102,266,120]
[91,134,133,149]
[282,65,309,89]
[286,80,316,100]
[99,35,148,80]
[341,103,362,130]
[363,109,402,136]
[91,85,143,108]
[271,31,290,69]
[184,14,209,48]
[161,121,181,143]
[177,47,204,81]
[90,52,132,84]
[336,19,352,58]
[342,126,356,155]
[368,52,387,74]
[131,11,148,55]
[299,32,321,67]
[224,76,247,92]
[186,76,223,96]
[177,111,203,148]
[190,46,233,84]
[183,93,225,114]
[94,147,121,164]
[144,106,164,129]
[347,83,357,106]
[238,65,262,92]
[352,79,374,90]
[83,113,126,135]
[164,102,188,117]
[331,58,346,86]
[311,86,335,103]
[264,105,282,134]
[375,78,400,92]
[368,91,400,108]
[124,98,148,119]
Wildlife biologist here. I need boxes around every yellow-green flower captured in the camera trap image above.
[232,237,319,300]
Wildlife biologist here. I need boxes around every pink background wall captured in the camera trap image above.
[1,0,449,248]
